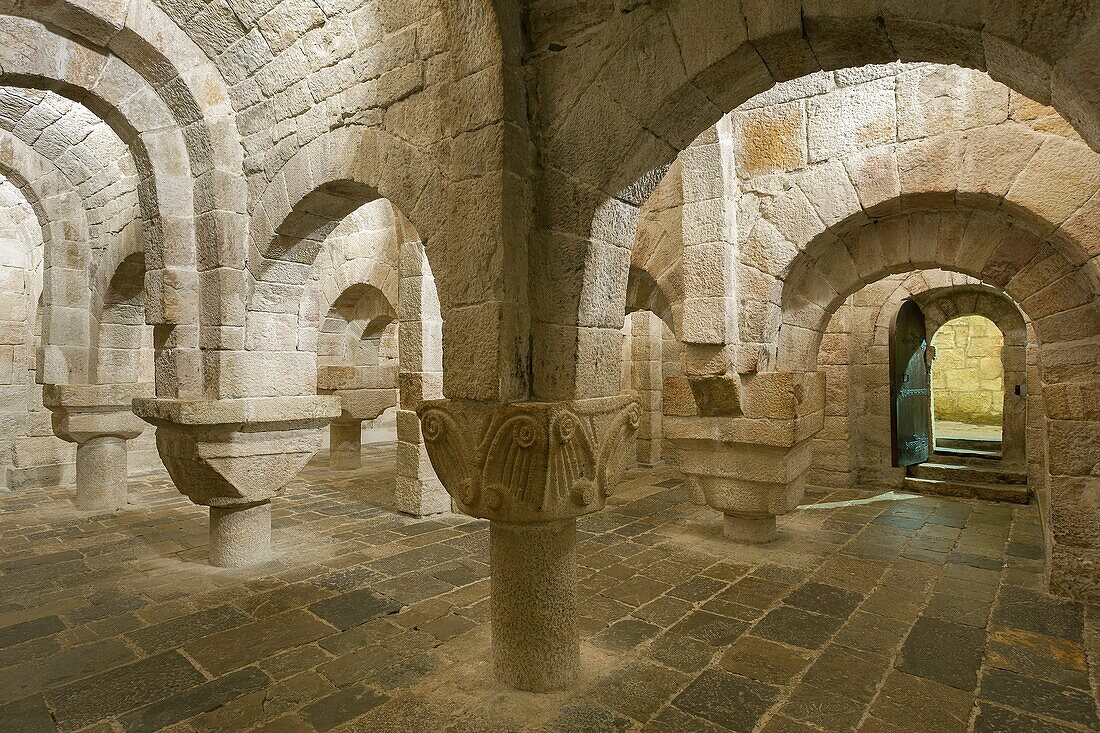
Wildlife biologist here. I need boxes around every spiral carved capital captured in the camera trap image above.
[416,395,642,522]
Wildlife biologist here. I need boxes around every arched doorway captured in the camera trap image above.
[890,299,932,468]
[929,315,1005,456]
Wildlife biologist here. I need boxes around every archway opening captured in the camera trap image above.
[930,315,1005,454]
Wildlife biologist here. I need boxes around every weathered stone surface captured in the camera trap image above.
[45,651,206,731]
[673,669,780,732]
[183,611,335,676]
[307,589,402,631]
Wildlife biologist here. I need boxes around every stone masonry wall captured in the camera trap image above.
[931,315,1005,426]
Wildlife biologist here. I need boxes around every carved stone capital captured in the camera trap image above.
[666,410,823,542]
[43,383,153,444]
[133,395,341,507]
[416,395,642,522]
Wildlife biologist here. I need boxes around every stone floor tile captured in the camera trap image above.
[666,576,727,603]
[0,458,1093,733]
[751,605,845,650]
[867,670,975,733]
[0,615,64,649]
[972,702,1081,733]
[714,575,790,610]
[833,610,911,655]
[646,705,729,732]
[0,694,55,733]
[759,715,823,733]
[184,610,335,676]
[545,700,633,733]
[720,634,813,685]
[991,586,1085,643]
[799,643,889,703]
[126,604,252,653]
[672,668,780,733]
[783,581,864,619]
[118,667,271,733]
[896,616,986,691]
[780,682,867,732]
[587,659,688,723]
[670,609,748,646]
[45,650,207,731]
[307,588,403,630]
[923,592,992,628]
[632,595,693,627]
[300,682,389,732]
[590,617,661,652]
[985,627,1091,690]
[646,632,716,673]
[0,637,135,704]
[601,574,672,607]
[979,667,1100,729]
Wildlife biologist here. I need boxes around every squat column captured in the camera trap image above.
[43,383,151,511]
[491,520,577,690]
[134,395,341,567]
[666,371,825,544]
[328,420,363,470]
[75,436,130,510]
[417,396,640,691]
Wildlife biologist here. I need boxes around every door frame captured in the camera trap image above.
[889,299,932,467]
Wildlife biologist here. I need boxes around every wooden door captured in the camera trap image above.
[890,299,931,467]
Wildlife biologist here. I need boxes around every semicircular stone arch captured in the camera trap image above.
[775,207,1100,377]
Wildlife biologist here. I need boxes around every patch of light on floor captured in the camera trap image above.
[798,491,921,511]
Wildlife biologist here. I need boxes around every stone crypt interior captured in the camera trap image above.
[0,2,1098,731]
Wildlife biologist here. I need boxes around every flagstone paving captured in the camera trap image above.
[0,444,1096,732]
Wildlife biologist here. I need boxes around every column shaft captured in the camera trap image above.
[209,501,272,567]
[490,519,578,691]
[75,436,128,511]
[329,421,362,470]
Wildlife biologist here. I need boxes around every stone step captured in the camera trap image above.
[935,437,1003,453]
[902,476,1030,504]
[910,462,1026,485]
[933,446,1003,464]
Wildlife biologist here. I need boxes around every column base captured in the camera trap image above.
[75,436,128,511]
[329,421,362,470]
[723,513,777,544]
[491,519,578,692]
[209,501,272,567]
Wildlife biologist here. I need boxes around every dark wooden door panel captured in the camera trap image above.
[891,299,931,467]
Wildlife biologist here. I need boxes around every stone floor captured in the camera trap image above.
[935,420,1003,443]
[0,445,1097,733]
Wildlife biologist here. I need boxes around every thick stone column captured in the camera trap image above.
[43,383,152,511]
[209,501,272,567]
[666,371,825,543]
[491,519,578,690]
[75,436,129,510]
[417,396,640,691]
[134,395,341,567]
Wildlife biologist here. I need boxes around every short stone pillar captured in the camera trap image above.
[666,371,825,543]
[417,396,640,691]
[133,395,341,567]
[317,364,398,471]
[43,383,152,511]
[328,420,364,469]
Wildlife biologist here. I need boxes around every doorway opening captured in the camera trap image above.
[929,315,1004,455]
